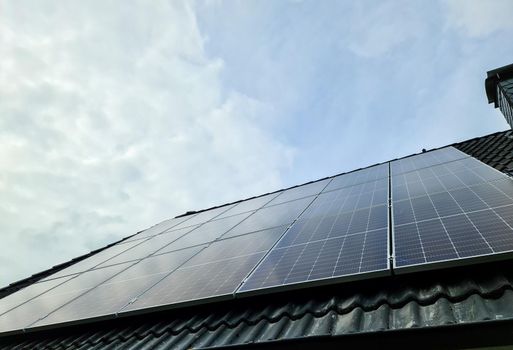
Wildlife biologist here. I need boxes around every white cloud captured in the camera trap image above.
[444,0,513,38]
[345,1,422,58]
[0,1,293,285]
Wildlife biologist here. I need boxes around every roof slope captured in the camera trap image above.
[1,129,513,349]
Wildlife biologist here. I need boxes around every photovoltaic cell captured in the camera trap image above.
[0,276,75,316]
[121,227,286,312]
[222,197,314,238]
[157,211,254,253]
[275,183,388,248]
[170,204,236,230]
[95,225,200,267]
[323,163,388,192]
[391,147,468,175]
[392,147,513,270]
[0,263,132,332]
[124,215,197,242]
[239,171,389,292]
[265,179,330,206]
[31,245,205,328]
[41,239,144,281]
[216,193,279,219]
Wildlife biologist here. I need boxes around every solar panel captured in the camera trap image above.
[264,179,330,206]
[120,227,288,313]
[238,171,390,293]
[29,245,205,328]
[40,239,144,281]
[125,215,198,242]
[155,211,255,254]
[323,163,388,192]
[392,147,513,271]
[0,263,132,333]
[391,147,468,175]
[94,225,200,266]
[0,276,75,317]
[222,196,315,238]
[216,193,280,219]
[170,204,236,230]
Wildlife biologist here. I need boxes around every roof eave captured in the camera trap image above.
[486,63,513,106]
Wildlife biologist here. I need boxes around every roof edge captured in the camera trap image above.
[486,63,513,105]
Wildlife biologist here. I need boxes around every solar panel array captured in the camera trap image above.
[2,146,513,334]
[239,164,389,292]
[0,181,323,332]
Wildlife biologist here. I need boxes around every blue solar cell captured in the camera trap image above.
[158,212,254,253]
[265,179,330,206]
[494,205,513,227]
[171,204,236,229]
[0,263,132,332]
[216,193,279,218]
[393,147,513,270]
[125,215,196,242]
[410,196,438,221]
[391,147,468,175]
[239,171,390,292]
[466,209,513,252]
[394,223,426,266]
[96,225,200,266]
[222,197,314,238]
[30,246,205,328]
[429,192,462,217]
[239,228,388,291]
[440,215,492,257]
[121,227,286,312]
[0,276,75,317]
[323,164,388,192]
[40,239,144,281]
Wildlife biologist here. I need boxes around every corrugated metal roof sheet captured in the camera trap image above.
[1,129,513,349]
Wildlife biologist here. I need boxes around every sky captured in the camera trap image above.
[1,0,512,286]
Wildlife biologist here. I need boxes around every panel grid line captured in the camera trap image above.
[403,163,427,264]
[331,192,364,276]
[465,184,513,239]
[391,147,470,176]
[288,190,346,283]
[394,203,513,227]
[426,163,495,248]
[421,167,461,259]
[238,165,390,292]
[357,179,378,273]
[393,147,513,269]
[305,189,356,280]
[391,158,507,203]
[234,178,335,293]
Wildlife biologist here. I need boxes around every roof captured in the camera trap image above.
[485,63,513,105]
[1,129,513,349]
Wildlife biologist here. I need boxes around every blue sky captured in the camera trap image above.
[0,0,512,285]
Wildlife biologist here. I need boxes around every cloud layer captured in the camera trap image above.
[0,1,293,285]
[1,0,513,286]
